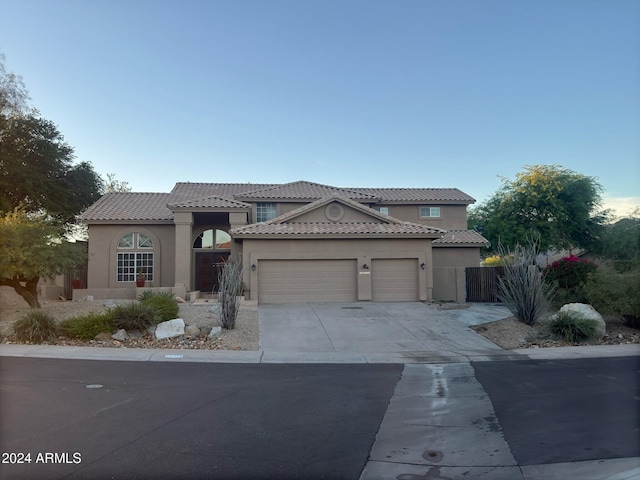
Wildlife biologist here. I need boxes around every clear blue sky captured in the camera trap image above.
[2,0,639,215]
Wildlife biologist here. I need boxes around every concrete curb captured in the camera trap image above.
[0,343,637,363]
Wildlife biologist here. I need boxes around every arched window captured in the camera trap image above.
[193,229,231,249]
[116,233,155,282]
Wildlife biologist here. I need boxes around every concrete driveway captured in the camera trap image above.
[259,302,511,361]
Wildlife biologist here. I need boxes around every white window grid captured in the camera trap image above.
[257,202,277,222]
[420,207,441,218]
[117,252,154,282]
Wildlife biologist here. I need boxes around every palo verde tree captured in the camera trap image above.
[0,209,85,308]
[469,165,607,254]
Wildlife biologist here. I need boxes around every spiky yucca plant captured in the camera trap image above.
[496,236,555,325]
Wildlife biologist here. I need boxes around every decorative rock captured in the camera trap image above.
[147,325,157,335]
[200,325,213,337]
[103,300,118,308]
[208,305,221,315]
[111,329,128,341]
[556,303,606,338]
[175,296,185,303]
[128,330,144,339]
[208,326,222,339]
[155,318,185,340]
[94,332,112,341]
[185,325,201,337]
[81,295,94,302]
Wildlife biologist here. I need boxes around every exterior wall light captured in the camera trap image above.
[420,263,426,270]
[251,264,256,271]
[362,264,369,270]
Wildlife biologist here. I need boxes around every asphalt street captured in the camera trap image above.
[0,358,401,480]
[473,356,640,465]
[1,356,638,479]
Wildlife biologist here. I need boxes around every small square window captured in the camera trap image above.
[420,207,441,218]
[373,206,389,215]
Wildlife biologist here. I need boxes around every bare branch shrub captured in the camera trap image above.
[218,260,243,329]
[496,236,555,325]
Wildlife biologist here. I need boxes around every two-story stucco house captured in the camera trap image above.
[78,180,487,303]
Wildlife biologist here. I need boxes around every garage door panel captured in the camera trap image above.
[372,259,418,301]
[259,260,357,304]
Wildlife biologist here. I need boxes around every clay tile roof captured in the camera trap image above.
[79,193,174,222]
[231,222,444,237]
[168,195,251,209]
[350,187,475,203]
[433,230,489,246]
[234,180,379,201]
[170,182,275,199]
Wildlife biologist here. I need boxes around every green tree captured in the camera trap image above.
[590,209,640,271]
[103,172,132,193]
[0,209,85,308]
[0,53,31,116]
[469,165,607,253]
[0,114,103,225]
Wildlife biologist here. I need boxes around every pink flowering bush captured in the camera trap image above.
[544,255,597,304]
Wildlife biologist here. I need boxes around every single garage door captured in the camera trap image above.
[372,259,419,301]
[258,259,358,304]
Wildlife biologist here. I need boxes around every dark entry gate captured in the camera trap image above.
[465,266,504,302]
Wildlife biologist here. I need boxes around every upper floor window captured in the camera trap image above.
[420,207,441,218]
[257,202,277,222]
[373,206,389,215]
[193,229,231,249]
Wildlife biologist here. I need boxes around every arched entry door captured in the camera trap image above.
[193,229,231,293]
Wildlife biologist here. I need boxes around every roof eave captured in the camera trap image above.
[83,219,175,225]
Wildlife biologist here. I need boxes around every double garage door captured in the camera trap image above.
[258,258,418,304]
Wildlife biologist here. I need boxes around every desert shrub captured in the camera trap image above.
[585,268,640,329]
[496,237,554,325]
[218,260,243,329]
[140,295,179,322]
[60,312,115,340]
[13,311,58,343]
[482,255,511,267]
[137,290,175,302]
[544,255,597,305]
[110,303,162,331]
[549,311,599,343]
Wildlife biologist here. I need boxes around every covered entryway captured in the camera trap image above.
[258,259,358,304]
[371,259,419,301]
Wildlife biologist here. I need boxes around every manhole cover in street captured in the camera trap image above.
[85,384,104,389]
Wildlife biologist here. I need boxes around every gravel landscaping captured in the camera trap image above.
[1,286,638,351]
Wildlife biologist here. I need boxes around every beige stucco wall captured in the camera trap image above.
[373,204,469,230]
[293,204,384,223]
[86,224,176,289]
[432,246,482,302]
[239,237,433,302]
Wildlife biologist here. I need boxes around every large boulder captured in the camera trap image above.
[155,319,185,340]
[556,303,606,338]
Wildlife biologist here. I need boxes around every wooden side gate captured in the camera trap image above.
[465,266,504,302]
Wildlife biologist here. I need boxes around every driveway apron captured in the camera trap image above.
[259,302,503,355]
